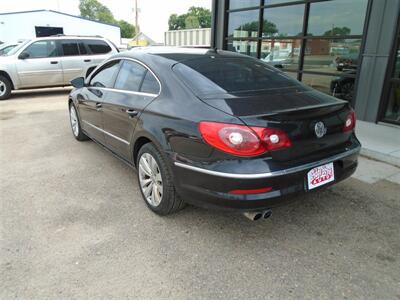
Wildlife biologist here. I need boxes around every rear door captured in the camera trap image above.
[84,39,114,67]
[102,59,160,160]
[77,59,121,144]
[59,39,88,84]
[15,39,63,88]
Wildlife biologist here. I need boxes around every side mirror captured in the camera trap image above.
[18,51,30,59]
[71,77,85,89]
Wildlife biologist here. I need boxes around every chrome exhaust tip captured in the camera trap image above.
[243,210,272,221]
[262,209,272,219]
[243,211,263,221]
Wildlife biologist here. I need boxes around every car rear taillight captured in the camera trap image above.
[343,110,356,133]
[198,122,291,156]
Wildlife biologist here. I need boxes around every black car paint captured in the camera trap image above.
[69,49,361,212]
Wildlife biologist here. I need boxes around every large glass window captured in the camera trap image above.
[85,40,112,54]
[61,41,80,56]
[228,10,259,38]
[308,0,368,36]
[262,5,304,37]
[227,40,258,57]
[303,39,361,74]
[382,32,400,124]
[224,0,369,103]
[229,0,259,10]
[260,39,301,71]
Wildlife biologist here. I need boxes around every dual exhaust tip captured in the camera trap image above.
[243,209,272,221]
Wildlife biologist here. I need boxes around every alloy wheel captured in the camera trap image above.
[138,153,163,207]
[70,105,79,137]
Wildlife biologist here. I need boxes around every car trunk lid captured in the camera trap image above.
[199,89,351,161]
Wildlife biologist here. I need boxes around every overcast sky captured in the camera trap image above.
[1,0,212,42]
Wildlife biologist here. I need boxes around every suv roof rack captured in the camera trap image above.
[49,34,104,38]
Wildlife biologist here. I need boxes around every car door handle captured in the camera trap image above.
[84,59,91,62]
[50,61,58,64]
[96,102,102,111]
[125,109,138,118]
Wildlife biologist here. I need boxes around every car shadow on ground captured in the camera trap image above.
[9,87,73,101]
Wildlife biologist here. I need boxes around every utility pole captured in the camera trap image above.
[135,0,139,44]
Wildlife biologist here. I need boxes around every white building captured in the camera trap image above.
[0,10,121,45]
[165,28,211,47]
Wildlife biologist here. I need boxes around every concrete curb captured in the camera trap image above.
[360,148,400,167]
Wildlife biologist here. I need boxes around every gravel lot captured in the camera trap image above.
[1,88,400,299]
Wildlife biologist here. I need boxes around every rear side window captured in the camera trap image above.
[140,71,160,94]
[173,56,304,95]
[85,40,112,54]
[24,40,57,58]
[61,41,79,56]
[90,60,120,88]
[114,60,147,92]
[78,42,88,55]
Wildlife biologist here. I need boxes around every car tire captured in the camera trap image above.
[69,103,89,141]
[0,75,12,100]
[137,143,185,215]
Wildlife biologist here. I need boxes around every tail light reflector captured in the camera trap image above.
[343,110,356,133]
[198,122,291,157]
[229,187,273,195]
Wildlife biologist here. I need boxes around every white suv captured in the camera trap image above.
[0,36,118,100]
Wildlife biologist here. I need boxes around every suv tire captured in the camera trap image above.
[0,75,12,100]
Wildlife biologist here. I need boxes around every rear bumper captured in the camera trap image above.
[171,142,361,212]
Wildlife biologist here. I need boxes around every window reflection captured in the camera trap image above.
[229,0,260,10]
[263,5,304,37]
[227,40,258,57]
[228,10,259,38]
[308,0,368,36]
[303,39,361,74]
[260,39,301,71]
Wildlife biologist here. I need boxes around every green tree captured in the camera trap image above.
[323,26,351,36]
[168,6,211,30]
[118,20,136,38]
[236,20,278,37]
[79,0,115,23]
[79,0,136,38]
[185,16,200,29]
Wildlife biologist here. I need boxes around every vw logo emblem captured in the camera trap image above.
[314,121,327,138]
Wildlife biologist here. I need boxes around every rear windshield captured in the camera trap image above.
[173,56,305,96]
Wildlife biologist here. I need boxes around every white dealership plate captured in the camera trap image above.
[307,162,335,190]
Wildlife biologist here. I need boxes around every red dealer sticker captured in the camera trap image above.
[307,162,335,190]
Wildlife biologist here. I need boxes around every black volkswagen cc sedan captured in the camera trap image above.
[68,47,360,219]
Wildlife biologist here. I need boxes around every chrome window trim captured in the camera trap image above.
[82,120,130,145]
[88,57,162,97]
[174,147,360,179]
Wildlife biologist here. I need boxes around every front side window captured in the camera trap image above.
[114,60,147,92]
[24,40,57,58]
[85,40,112,54]
[61,41,79,56]
[90,60,120,88]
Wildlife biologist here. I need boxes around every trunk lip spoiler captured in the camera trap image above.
[174,146,360,179]
[240,101,348,118]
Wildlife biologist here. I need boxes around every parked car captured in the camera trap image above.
[334,53,359,71]
[0,41,25,56]
[330,70,357,101]
[0,35,118,100]
[68,48,360,220]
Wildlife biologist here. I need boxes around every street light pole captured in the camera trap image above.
[135,0,139,44]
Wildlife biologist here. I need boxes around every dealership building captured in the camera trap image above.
[211,0,400,127]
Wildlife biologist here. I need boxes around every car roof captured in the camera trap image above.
[33,36,108,41]
[114,46,246,64]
